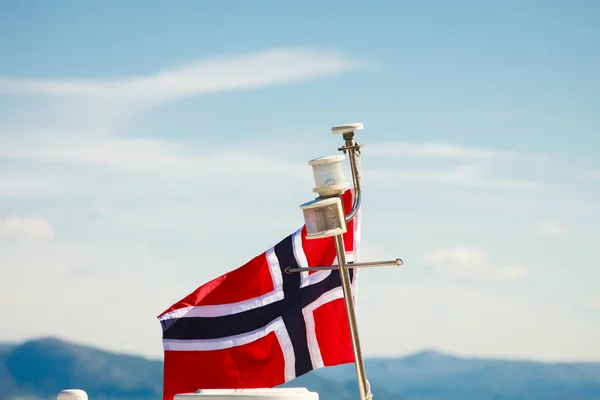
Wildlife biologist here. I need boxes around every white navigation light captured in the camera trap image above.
[57,390,88,400]
[300,196,347,239]
[175,388,318,399]
[308,155,348,196]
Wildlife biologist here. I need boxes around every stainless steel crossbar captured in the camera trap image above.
[285,258,403,274]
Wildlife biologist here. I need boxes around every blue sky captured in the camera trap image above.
[1,1,599,362]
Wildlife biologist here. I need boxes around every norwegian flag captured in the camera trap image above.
[158,190,361,400]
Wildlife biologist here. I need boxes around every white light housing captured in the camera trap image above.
[175,388,318,399]
[308,155,348,196]
[57,390,88,400]
[300,196,347,239]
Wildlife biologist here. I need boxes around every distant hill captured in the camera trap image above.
[1,337,600,400]
[315,350,600,400]
[1,338,162,400]
[0,343,19,398]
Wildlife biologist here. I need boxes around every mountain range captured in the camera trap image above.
[1,337,599,400]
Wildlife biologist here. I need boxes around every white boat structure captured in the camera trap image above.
[56,122,403,400]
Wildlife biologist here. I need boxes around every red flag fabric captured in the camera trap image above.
[158,190,361,400]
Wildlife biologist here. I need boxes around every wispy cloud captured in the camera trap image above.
[367,142,545,161]
[0,133,550,198]
[536,221,568,237]
[0,48,365,109]
[0,216,55,242]
[575,168,600,182]
[0,130,312,201]
[420,245,529,281]
[0,47,362,197]
[0,135,547,198]
[366,164,547,189]
[0,47,367,183]
[0,173,58,197]
[0,135,305,174]
[362,139,556,191]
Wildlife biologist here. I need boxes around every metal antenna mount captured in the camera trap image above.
[332,123,363,223]
[290,122,404,400]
